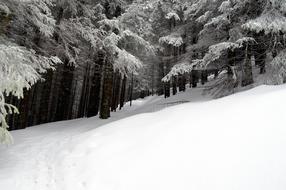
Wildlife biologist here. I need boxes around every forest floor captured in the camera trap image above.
[1,84,286,190]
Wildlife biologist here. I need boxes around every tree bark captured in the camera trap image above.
[100,58,114,119]
[87,63,101,117]
[129,73,134,106]
[164,81,171,98]
[191,70,199,88]
[241,46,254,87]
[172,76,177,95]
[120,76,127,110]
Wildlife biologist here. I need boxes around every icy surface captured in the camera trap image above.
[1,85,286,190]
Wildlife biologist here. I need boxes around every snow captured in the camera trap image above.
[243,10,286,34]
[0,38,62,144]
[1,85,286,190]
[166,12,181,21]
[159,35,184,47]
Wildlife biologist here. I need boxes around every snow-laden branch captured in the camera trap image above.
[162,61,199,82]
[243,10,286,34]
[114,48,143,76]
[20,0,56,37]
[103,32,143,75]
[0,38,62,144]
[159,35,184,47]
[121,30,155,55]
[196,11,212,23]
[166,12,181,21]
[162,37,256,82]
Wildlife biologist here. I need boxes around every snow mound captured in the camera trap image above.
[1,85,286,190]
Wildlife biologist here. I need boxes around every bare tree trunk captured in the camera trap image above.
[241,46,254,87]
[164,81,171,98]
[111,71,121,112]
[55,63,74,121]
[178,74,186,92]
[129,73,134,106]
[201,70,208,85]
[254,45,267,74]
[172,76,177,95]
[87,63,101,117]
[191,70,199,88]
[100,57,114,119]
[120,76,127,110]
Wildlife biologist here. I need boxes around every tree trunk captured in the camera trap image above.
[164,81,171,98]
[129,73,134,106]
[254,45,266,74]
[172,76,177,95]
[100,58,114,119]
[87,63,101,117]
[55,63,74,121]
[191,70,199,88]
[178,74,186,92]
[201,70,208,85]
[120,76,127,110]
[111,71,121,112]
[241,46,254,87]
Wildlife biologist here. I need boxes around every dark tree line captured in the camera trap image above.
[1,0,149,130]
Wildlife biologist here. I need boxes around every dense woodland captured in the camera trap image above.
[1,0,286,144]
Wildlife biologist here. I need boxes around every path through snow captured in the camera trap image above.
[1,85,286,190]
[0,87,210,189]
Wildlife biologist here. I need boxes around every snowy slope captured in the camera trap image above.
[1,85,286,190]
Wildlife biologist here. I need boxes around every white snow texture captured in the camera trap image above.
[1,85,286,190]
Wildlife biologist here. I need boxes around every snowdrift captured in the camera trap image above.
[1,85,286,190]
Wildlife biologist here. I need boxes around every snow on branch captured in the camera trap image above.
[201,38,255,67]
[204,14,230,28]
[243,10,286,34]
[103,32,143,75]
[202,42,239,66]
[73,19,103,49]
[219,0,233,13]
[103,32,121,53]
[121,30,155,55]
[235,37,256,46]
[99,19,120,31]
[166,12,181,21]
[23,0,56,37]
[0,41,61,98]
[159,35,183,47]
[163,36,256,82]
[0,91,16,144]
[0,38,62,144]
[114,48,143,76]
[196,11,212,23]
[183,0,211,20]
[162,61,197,82]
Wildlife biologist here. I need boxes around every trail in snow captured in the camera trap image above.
[1,85,286,190]
[0,86,210,190]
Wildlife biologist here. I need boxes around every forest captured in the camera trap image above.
[1,0,286,144]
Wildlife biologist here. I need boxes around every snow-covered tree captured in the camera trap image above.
[0,37,61,144]
[160,0,286,97]
[2,0,286,134]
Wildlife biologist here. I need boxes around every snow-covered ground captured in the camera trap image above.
[1,85,286,190]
